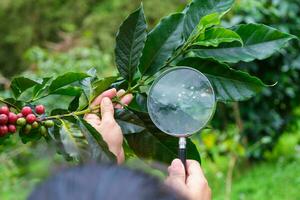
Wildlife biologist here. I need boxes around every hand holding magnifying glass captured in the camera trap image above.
[147,67,216,172]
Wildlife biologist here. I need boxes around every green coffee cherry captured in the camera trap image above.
[40,126,47,136]
[16,118,26,126]
[24,124,32,134]
[44,120,54,128]
[32,121,39,129]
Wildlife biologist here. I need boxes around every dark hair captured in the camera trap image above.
[28,164,186,200]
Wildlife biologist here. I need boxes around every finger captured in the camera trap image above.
[101,97,115,123]
[117,89,126,97]
[186,160,205,179]
[115,89,126,109]
[91,88,117,107]
[186,160,208,188]
[120,93,134,106]
[165,159,186,189]
[84,113,101,127]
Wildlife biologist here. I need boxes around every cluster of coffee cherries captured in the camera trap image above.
[0,105,54,137]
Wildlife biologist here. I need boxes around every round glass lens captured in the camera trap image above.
[147,67,216,137]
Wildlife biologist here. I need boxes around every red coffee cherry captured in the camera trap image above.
[0,106,9,115]
[17,113,23,118]
[21,106,32,116]
[35,105,45,115]
[8,112,18,124]
[8,125,16,133]
[0,125,8,136]
[26,114,36,124]
[0,114,8,125]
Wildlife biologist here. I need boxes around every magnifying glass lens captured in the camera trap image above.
[148,67,215,136]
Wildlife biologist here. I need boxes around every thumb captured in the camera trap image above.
[101,97,115,122]
[165,159,186,190]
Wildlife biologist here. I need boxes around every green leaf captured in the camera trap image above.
[59,119,87,161]
[115,5,147,83]
[50,86,82,96]
[193,27,243,47]
[177,57,267,102]
[125,110,200,163]
[115,109,145,134]
[92,76,118,99]
[126,130,200,164]
[68,95,81,112]
[128,93,148,113]
[80,68,98,102]
[49,72,89,92]
[191,13,221,38]
[139,13,184,76]
[10,77,40,98]
[32,77,52,98]
[48,124,73,161]
[191,24,297,63]
[77,118,116,163]
[183,0,234,39]
[197,13,221,31]
[0,98,23,111]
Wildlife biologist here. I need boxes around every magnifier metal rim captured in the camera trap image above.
[147,66,216,137]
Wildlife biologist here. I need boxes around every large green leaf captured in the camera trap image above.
[191,24,297,63]
[126,130,200,164]
[125,110,200,163]
[59,119,88,161]
[139,13,184,76]
[183,0,234,39]
[10,77,41,98]
[193,27,243,47]
[115,5,147,83]
[32,77,52,98]
[77,118,116,163]
[189,13,221,40]
[80,68,98,102]
[49,72,89,92]
[177,57,267,102]
[115,109,146,135]
[68,95,80,112]
[50,86,82,96]
[92,76,118,99]
[128,93,148,113]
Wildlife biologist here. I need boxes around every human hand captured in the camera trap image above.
[165,159,211,200]
[84,88,133,164]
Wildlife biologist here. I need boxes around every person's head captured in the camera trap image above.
[28,164,186,200]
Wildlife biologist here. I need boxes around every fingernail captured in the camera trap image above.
[102,97,111,105]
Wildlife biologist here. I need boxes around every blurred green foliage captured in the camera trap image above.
[206,157,300,200]
[211,0,300,159]
[0,0,185,77]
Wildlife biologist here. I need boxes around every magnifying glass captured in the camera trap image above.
[147,67,216,171]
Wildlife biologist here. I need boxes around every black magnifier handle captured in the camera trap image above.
[178,137,187,175]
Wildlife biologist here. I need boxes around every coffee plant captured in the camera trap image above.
[0,0,297,164]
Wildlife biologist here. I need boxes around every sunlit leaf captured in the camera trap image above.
[115,5,147,83]
[191,24,297,63]
[139,13,184,76]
